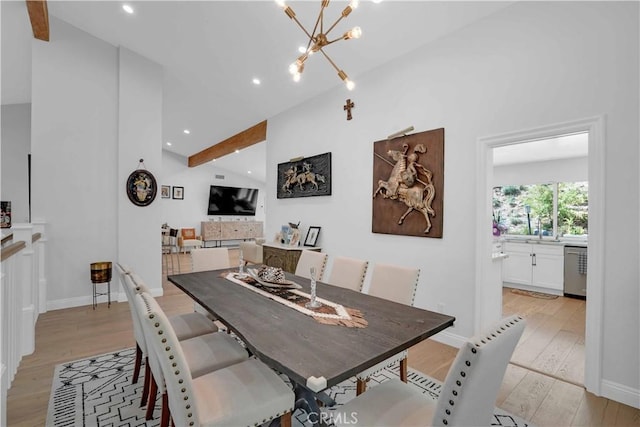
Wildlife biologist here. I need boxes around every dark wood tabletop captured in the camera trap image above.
[168,268,455,392]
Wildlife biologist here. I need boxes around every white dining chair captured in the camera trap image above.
[295,250,328,280]
[336,315,526,427]
[356,263,420,394]
[136,291,295,427]
[191,247,231,272]
[127,273,219,403]
[327,256,368,292]
[132,290,249,426]
[189,248,231,319]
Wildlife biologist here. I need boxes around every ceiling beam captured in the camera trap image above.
[26,0,50,42]
[188,120,267,168]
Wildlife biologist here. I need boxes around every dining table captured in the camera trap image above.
[168,267,455,425]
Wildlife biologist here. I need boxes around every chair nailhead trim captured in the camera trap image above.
[182,387,186,392]
[443,420,448,425]
[465,360,471,366]
[456,380,461,386]
[446,409,451,415]
[471,347,477,353]
[452,390,458,396]
[449,400,454,406]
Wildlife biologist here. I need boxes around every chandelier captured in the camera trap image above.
[276,0,361,90]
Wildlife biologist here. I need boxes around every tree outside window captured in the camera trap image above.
[493,181,588,237]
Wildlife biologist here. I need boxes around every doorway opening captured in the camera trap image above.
[475,116,604,395]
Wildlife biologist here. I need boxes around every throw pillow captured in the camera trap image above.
[182,228,196,239]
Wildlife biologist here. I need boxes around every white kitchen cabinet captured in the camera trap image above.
[503,242,564,294]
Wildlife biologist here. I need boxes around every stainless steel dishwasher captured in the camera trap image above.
[564,245,587,298]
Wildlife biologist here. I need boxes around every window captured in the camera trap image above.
[493,181,588,238]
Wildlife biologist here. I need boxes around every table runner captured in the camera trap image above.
[224,272,368,328]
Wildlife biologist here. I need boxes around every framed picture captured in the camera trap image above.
[304,226,321,247]
[277,152,331,199]
[161,185,171,199]
[172,186,184,200]
[126,169,158,207]
[1,201,11,228]
[372,128,444,238]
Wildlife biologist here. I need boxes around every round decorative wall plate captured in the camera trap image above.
[126,169,158,207]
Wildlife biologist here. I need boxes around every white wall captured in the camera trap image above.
[161,150,266,235]
[117,47,163,293]
[31,18,119,306]
[494,157,588,187]
[266,1,639,397]
[1,104,30,223]
[31,20,164,306]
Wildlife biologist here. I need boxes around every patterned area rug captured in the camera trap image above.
[46,347,531,427]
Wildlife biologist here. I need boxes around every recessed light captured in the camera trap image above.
[372,0,383,3]
[166,142,172,146]
[122,4,134,14]
[252,78,261,85]
[248,170,252,174]
[183,129,190,134]
[235,149,240,153]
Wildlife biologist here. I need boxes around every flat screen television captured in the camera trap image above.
[207,185,259,216]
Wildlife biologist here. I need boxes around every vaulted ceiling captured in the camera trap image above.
[2,1,514,181]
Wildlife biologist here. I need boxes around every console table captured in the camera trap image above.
[201,221,263,247]
[262,243,322,273]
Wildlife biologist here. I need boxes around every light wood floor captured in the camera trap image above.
[6,251,639,426]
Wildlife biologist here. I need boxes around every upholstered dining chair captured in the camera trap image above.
[295,250,328,280]
[356,263,420,395]
[136,291,295,427]
[131,288,249,426]
[190,248,231,318]
[327,256,369,292]
[336,315,526,427]
[125,274,221,411]
[191,247,231,272]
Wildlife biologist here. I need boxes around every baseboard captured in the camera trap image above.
[47,287,164,311]
[601,379,640,409]
[429,329,466,349]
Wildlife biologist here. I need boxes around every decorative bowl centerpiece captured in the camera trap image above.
[256,266,287,284]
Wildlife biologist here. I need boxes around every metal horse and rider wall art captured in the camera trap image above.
[277,152,332,199]
[372,128,444,238]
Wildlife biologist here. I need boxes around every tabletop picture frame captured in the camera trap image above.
[304,226,321,247]
[172,186,184,200]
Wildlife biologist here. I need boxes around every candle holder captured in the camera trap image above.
[305,266,322,309]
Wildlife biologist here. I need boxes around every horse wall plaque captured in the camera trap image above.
[277,152,332,199]
[372,128,444,238]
